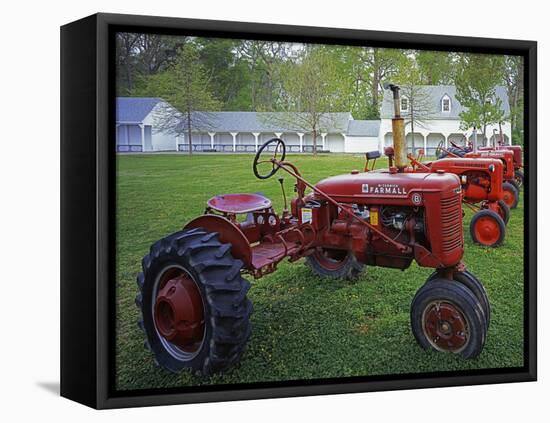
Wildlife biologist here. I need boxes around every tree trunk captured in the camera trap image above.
[410,99,415,154]
[187,109,192,156]
[312,128,317,156]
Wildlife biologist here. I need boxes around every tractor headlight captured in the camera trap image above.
[488,164,495,172]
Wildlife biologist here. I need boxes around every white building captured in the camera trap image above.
[115,86,511,155]
[116,98,179,152]
[379,85,511,156]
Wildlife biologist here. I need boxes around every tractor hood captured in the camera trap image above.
[314,170,460,201]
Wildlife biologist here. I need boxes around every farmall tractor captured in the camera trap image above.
[387,149,510,247]
[437,136,524,189]
[436,141,520,210]
[136,84,489,375]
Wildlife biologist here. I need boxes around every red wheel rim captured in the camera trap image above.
[154,267,205,354]
[502,189,515,208]
[473,215,501,246]
[312,248,349,271]
[422,301,468,352]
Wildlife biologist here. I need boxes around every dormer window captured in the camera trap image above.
[441,95,451,112]
[400,97,409,112]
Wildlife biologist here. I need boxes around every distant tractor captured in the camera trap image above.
[387,150,510,247]
[436,142,520,210]
[136,84,489,375]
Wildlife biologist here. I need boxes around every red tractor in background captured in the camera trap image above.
[136,84,489,376]
[367,150,509,247]
[437,138,524,188]
[436,142,520,210]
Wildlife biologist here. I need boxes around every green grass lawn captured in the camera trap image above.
[115,153,524,391]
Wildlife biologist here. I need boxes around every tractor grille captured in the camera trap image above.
[440,194,463,253]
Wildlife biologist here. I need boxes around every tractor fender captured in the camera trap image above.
[184,214,253,269]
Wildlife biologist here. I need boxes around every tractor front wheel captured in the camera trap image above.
[514,170,524,188]
[496,200,510,225]
[502,182,519,209]
[470,209,506,247]
[427,270,490,329]
[136,228,252,375]
[411,279,487,358]
[306,248,364,280]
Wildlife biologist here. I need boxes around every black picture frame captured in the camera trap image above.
[60,12,537,409]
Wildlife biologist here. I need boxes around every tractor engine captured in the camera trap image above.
[302,171,464,270]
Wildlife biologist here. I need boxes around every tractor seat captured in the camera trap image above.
[207,193,272,214]
[366,150,381,160]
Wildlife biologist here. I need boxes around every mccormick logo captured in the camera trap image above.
[361,183,408,196]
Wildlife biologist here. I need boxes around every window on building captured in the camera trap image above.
[442,96,451,112]
[401,97,409,112]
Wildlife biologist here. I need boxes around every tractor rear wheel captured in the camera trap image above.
[136,228,252,375]
[427,271,490,329]
[514,170,524,188]
[411,279,487,359]
[502,182,519,209]
[306,248,364,280]
[470,209,506,247]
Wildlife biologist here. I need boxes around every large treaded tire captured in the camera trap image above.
[502,182,519,209]
[411,279,487,359]
[136,227,252,375]
[305,248,364,280]
[437,147,466,159]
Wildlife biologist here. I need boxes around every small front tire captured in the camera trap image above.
[411,279,487,359]
[502,182,519,209]
[470,209,506,247]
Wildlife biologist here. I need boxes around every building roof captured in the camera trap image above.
[116,97,161,123]
[347,120,381,137]
[178,111,353,133]
[380,85,510,120]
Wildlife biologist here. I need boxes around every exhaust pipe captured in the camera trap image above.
[473,127,478,154]
[384,83,407,171]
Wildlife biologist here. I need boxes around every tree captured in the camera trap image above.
[503,55,524,145]
[270,48,341,155]
[395,56,435,152]
[455,54,506,141]
[135,43,221,154]
[415,50,455,85]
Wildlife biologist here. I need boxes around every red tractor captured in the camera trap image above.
[437,139,524,188]
[136,84,489,375]
[374,150,509,247]
[436,143,520,210]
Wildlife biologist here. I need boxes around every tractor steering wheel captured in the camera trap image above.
[253,138,286,179]
[435,140,445,158]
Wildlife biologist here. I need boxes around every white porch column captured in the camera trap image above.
[208,132,216,149]
[422,134,427,155]
[252,132,260,152]
[297,132,304,152]
[139,124,145,152]
[230,132,238,152]
[321,133,327,151]
[444,134,449,149]
[275,132,283,139]
[175,135,179,151]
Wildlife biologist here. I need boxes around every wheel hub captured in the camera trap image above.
[424,302,467,351]
[474,216,500,245]
[154,273,204,352]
